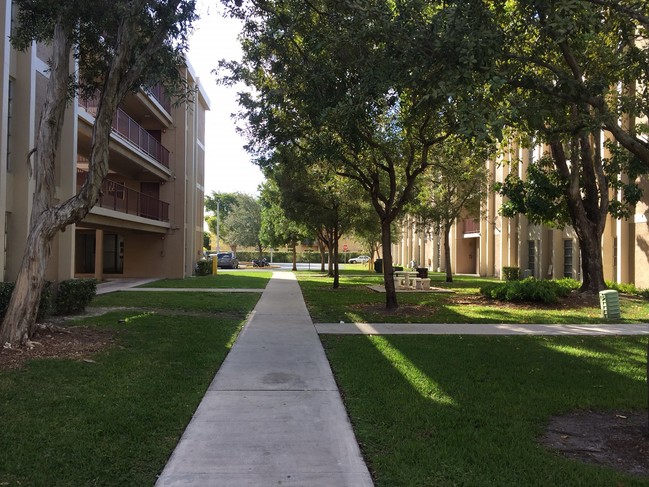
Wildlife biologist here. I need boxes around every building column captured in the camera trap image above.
[616,218,632,283]
[418,230,426,269]
[94,229,104,282]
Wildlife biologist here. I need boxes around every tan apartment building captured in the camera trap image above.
[0,1,209,284]
[394,141,649,288]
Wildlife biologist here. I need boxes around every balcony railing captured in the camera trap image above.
[77,169,169,222]
[79,97,170,168]
[463,218,480,234]
[147,84,172,113]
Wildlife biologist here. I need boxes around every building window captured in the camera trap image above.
[563,239,573,278]
[6,78,13,172]
[527,240,535,277]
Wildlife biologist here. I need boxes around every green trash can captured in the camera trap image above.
[374,259,382,274]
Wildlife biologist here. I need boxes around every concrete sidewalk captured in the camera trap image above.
[316,322,649,335]
[156,272,373,486]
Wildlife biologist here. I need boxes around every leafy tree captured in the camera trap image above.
[222,194,263,255]
[493,0,648,292]
[411,137,490,282]
[204,191,241,248]
[259,180,309,270]
[1,0,197,346]
[262,147,358,287]
[221,0,500,307]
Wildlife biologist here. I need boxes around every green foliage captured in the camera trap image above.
[12,0,197,103]
[55,279,97,315]
[480,277,580,304]
[204,192,242,244]
[605,280,649,299]
[0,282,52,321]
[502,266,521,281]
[494,155,571,228]
[258,179,310,252]
[222,194,263,250]
[194,259,212,276]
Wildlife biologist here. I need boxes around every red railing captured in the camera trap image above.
[79,98,170,168]
[77,169,169,222]
[463,218,480,234]
[147,84,172,113]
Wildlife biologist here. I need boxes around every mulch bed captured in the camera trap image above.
[0,323,115,370]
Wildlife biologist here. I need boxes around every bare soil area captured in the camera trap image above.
[541,410,649,477]
[0,322,116,370]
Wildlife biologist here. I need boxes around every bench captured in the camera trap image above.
[413,278,431,290]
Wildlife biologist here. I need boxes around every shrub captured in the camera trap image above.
[194,259,212,276]
[605,280,639,295]
[480,277,577,304]
[502,266,521,281]
[0,281,53,322]
[55,278,97,315]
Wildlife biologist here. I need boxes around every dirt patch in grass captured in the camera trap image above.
[541,410,649,477]
[450,291,601,310]
[0,323,116,370]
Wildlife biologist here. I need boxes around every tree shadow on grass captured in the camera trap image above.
[323,334,648,486]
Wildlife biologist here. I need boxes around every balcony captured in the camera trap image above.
[77,169,169,222]
[147,84,172,113]
[79,98,170,168]
[463,218,480,235]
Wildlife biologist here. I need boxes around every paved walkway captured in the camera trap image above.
[316,322,649,335]
[155,272,373,487]
[96,278,158,295]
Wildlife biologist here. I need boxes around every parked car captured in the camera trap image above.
[215,251,239,269]
[348,255,371,264]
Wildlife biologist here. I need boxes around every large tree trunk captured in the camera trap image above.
[444,222,453,283]
[1,3,185,346]
[381,220,398,309]
[318,238,326,272]
[550,136,607,293]
[0,21,72,346]
[327,244,334,277]
[332,221,340,289]
[572,216,606,292]
[291,240,297,271]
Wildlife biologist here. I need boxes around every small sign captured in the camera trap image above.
[343,244,348,251]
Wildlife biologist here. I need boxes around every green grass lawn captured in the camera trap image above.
[0,291,260,485]
[298,272,649,324]
[140,270,272,289]
[322,334,648,486]
[92,290,261,316]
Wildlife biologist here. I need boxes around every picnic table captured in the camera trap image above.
[394,270,431,290]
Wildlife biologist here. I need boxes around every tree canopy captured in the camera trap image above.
[221,0,501,306]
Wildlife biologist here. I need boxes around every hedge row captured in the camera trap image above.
[209,251,368,264]
[480,277,581,304]
[0,278,97,322]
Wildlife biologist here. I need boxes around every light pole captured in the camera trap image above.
[213,200,220,275]
[216,200,220,254]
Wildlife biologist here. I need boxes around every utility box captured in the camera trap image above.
[599,290,621,319]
